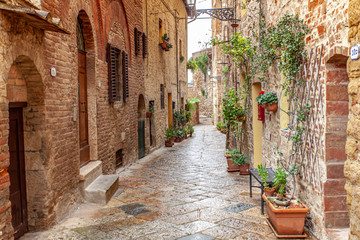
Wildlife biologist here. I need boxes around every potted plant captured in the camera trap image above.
[160,33,173,51]
[231,151,250,175]
[263,166,309,236]
[188,123,194,137]
[225,149,241,172]
[258,164,275,196]
[256,91,278,112]
[174,128,182,142]
[165,127,174,147]
[216,122,222,131]
[146,106,153,118]
[184,128,190,139]
[180,55,185,62]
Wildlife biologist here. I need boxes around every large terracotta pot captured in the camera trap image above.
[265,102,278,112]
[225,155,240,172]
[165,141,173,147]
[239,163,250,175]
[263,194,309,235]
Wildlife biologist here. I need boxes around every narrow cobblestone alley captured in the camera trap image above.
[21,119,275,240]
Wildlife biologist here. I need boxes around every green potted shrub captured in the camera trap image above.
[183,128,190,139]
[216,122,222,131]
[165,127,174,147]
[180,55,185,62]
[225,149,249,174]
[256,91,278,112]
[258,164,275,196]
[263,166,309,236]
[188,123,194,137]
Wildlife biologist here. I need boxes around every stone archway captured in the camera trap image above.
[324,47,349,229]
[138,95,146,159]
[6,55,46,236]
[77,10,98,165]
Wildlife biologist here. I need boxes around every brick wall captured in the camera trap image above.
[0,0,146,238]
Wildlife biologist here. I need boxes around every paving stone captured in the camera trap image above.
[117,202,152,216]
[223,203,255,213]
[21,120,269,239]
[177,233,215,240]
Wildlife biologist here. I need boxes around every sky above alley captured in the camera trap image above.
[187,0,212,84]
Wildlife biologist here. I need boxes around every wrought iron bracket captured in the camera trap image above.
[191,7,235,21]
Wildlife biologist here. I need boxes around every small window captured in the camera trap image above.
[134,28,141,56]
[142,33,148,58]
[160,84,165,109]
[159,19,163,43]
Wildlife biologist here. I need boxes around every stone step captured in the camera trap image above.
[85,174,119,204]
[79,160,102,190]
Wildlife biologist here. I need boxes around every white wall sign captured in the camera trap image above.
[351,45,359,60]
[50,67,57,77]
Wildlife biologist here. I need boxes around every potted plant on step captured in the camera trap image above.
[258,164,275,196]
[184,128,190,139]
[262,166,309,237]
[256,91,278,112]
[225,149,241,172]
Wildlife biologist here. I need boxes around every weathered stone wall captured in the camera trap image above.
[143,0,188,151]
[346,1,360,239]
[212,0,350,238]
[188,70,214,118]
[0,0,148,238]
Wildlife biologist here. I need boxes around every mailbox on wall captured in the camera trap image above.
[258,103,265,122]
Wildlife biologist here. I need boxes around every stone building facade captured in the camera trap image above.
[187,49,214,119]
[211,0,352,239]
[0,0,190,239]
[142,0,189,152]
[346,1,360,239]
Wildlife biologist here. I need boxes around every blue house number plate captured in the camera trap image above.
[351,45,359,60]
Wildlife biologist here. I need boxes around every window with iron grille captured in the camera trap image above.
[160,84,165,109]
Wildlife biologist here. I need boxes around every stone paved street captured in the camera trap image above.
[21,119,276,240]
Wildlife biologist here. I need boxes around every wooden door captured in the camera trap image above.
[138,120,145,159]
[168,93,172,127]
[9,107,28,239]
[78,51,90,166]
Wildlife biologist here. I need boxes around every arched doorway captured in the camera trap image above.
[77,11,96,166]
[138,95,145,159]
[7,56,45,238]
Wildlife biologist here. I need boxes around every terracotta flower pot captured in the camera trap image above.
[160,42,169,51]
[146,112,152,118]
[225,155,241,172]
[231,23,239,28]
[170,138,175,144]
[261,104,266,108]
[264,188,276,197]
[239,163,250,175]
[263,194,309,235]
[184,135,188,139]
[175,138,181,142]
[165,141,173,147]
[265,102,278,112]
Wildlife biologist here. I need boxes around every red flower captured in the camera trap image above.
[259,91,265,96]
